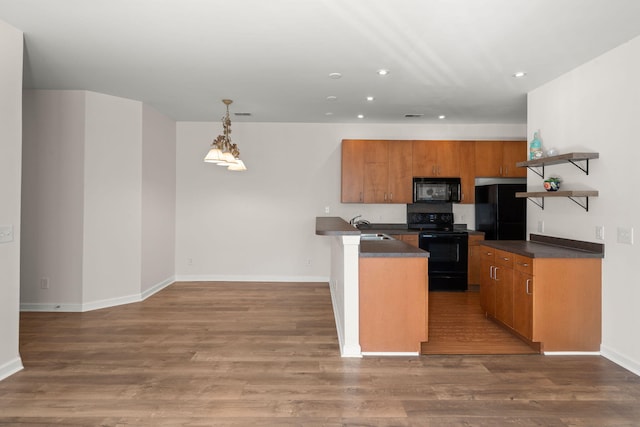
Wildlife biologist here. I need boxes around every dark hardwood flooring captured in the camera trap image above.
[1,281,639,426]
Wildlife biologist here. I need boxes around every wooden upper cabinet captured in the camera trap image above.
[341,139,366,202]
[341,139,412,204]
[501,141,527,178]
[412,141,460,177]
[387,140,413,203]
[458,142,476,204]
[475,141,527,178]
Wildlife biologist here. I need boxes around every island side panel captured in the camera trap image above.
[359,257,428,353]
[532,258,602,352]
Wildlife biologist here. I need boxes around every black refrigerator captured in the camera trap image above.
[475,183,526,240]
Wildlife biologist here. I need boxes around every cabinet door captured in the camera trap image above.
[479,249,496,316]
[388,140,413,203]
[494,265,514,328]
[513,270,533,340]
[412,140,438,176]
[341,140,365,202]
[502,141,527,177]
[474,141,503,177]
[458,141,475,204]
[363,161,388,203]
[467,234,485,285]
[436,141,460,177]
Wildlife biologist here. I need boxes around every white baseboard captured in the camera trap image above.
[20,276,176,313]
[0,357,23,381]
[174,274,329,283]
[141,276,175,300]
[601,345,640,377]
[543,351,601,356]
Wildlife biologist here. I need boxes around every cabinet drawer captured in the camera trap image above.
[514,255,533,274]
[494,249,514,268]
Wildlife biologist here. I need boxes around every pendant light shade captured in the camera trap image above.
[204,99,247,171]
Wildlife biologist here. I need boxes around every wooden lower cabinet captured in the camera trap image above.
[479,248,496,317]
[467,233,485,285]
[359,256,428,353]
[479,245,601,352]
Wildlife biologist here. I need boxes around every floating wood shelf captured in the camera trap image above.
[516,190,599,212]
[516,152,599,178]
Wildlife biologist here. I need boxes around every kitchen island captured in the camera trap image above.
[316,217,429,356]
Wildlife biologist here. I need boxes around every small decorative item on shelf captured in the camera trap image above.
[545,148,558,157]
[529,131,543,160]
[543,177,561,191]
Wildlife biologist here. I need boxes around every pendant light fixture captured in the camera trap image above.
[204,99,247,171]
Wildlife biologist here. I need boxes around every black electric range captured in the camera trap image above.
[408,211,468,291]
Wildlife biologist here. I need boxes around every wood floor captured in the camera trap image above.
[2,281,640,426]
[422,291,538,355]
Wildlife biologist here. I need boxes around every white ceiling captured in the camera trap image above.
[2,0,640,123]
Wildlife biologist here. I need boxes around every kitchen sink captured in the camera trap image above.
[360,233,393,241]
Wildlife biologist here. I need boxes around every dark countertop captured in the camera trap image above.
[480,234,604,259]
[315,217,429,258]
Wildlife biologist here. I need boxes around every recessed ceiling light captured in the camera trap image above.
[329,72,342,79]
[438,115,446,119]
[377,69,390,76]
[513,71,527,78]
[357,114,364,119]
[325,112,333,116]
[326,95,337,101]
[366,96,375,102]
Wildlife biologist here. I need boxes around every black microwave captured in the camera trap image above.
[413,177,461,203]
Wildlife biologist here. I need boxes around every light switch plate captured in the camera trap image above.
[0,225,13,243]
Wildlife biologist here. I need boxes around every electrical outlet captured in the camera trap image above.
[617,227,634,245]
[537,220,544,233]
[0,225,13,243]
[324,206,330,214]
[187,258,193,266]
[306,258,312,265]
[595,226,605,240]
[40,277,50,289]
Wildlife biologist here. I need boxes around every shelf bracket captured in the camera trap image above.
[526,197,544,210]
[567,159,591,175]
[527,164,545,179]
[567,196,590,212]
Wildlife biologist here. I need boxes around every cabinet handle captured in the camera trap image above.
[389,192,393,201]
[499,166,503,175]
[502,257,510,261]
[526,279,532,295]
[489,265,494,279]
[504,166,509,175]
[494,267,500,281]
[384,193,387,201]
[432,165,436,175]
[517,262,529,267]
[359,192,363,202]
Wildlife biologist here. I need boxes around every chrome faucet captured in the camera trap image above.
[349,215,362,225]
[349,215,371,227]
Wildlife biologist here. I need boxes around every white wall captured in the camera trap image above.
[175,122,525,281]
[21,91,175,311]
[21,91,85,307]
[528,35,640,374]
[141,104,176,294]
[0,19,24,380]
[82,92,143,305]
